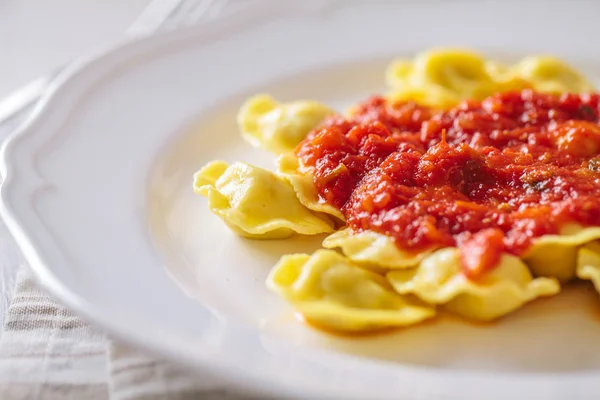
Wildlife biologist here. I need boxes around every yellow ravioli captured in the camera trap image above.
[276,153,345,222]
[523,225,600,282]
[510,56,595,94]
[576,241,600,292]
[237,94,335,154]
[385,48,529,107]
[267,250,435,332]
[387,248,560,321]
[193,161,333,239]
[322,228,433,269]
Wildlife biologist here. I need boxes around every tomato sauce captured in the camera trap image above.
[295,91,600,279]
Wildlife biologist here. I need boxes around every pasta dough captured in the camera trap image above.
[322,228,433,269]
[576,241,600,292]
[385,49,529,107]
[385,49,594,108]
[511,56,595,94]
[193,161,334,239]
[276,153,345,221]
[237,94,335,154]
[523,225,600,282]
[267,250,435,331]
[387,248,560,321]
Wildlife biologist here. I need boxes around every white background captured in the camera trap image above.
[0,0,151,98]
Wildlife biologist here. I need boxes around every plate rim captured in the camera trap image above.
[1,1,599,398]
[0,5,322,399]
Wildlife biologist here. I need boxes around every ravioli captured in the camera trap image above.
[193,161,333,239]
[267,250,435,331]
[276,153,345,221]
[576,241,600,292]
[510,56,595,94]
[387,248,560,321]
[384,72,460,108]
[385,50,595,109]
[193,49,600,334]
[322,228,433,269]
[385,49,528,107]
[523,225,600,282]
[237,94,335,154]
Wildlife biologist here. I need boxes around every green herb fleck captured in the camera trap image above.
[579,105,596,120]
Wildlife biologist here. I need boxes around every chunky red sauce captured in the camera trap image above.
[296,91,600,278]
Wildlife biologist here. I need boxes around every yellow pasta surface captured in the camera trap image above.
[322,228,433,269]
[512,56,595,94]
[267,250,435,331]
[387,248,560,321]
[237,94,335,154]
[193,161,333,239]
[523,225,600,282]
[576,241,600,293]
[385,48,594,108]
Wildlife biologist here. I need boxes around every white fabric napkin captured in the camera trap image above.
[0,267,256,400]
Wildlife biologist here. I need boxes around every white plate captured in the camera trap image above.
[3,1,600,398]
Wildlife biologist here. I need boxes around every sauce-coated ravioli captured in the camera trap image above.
[193,49,600,333]
[193,161,333,239]
[387,248,559,321]
[295,92,600,279]
[267,250,435,331]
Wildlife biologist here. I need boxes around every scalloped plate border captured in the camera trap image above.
[0,1,599,399]
[0,4,316,398]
